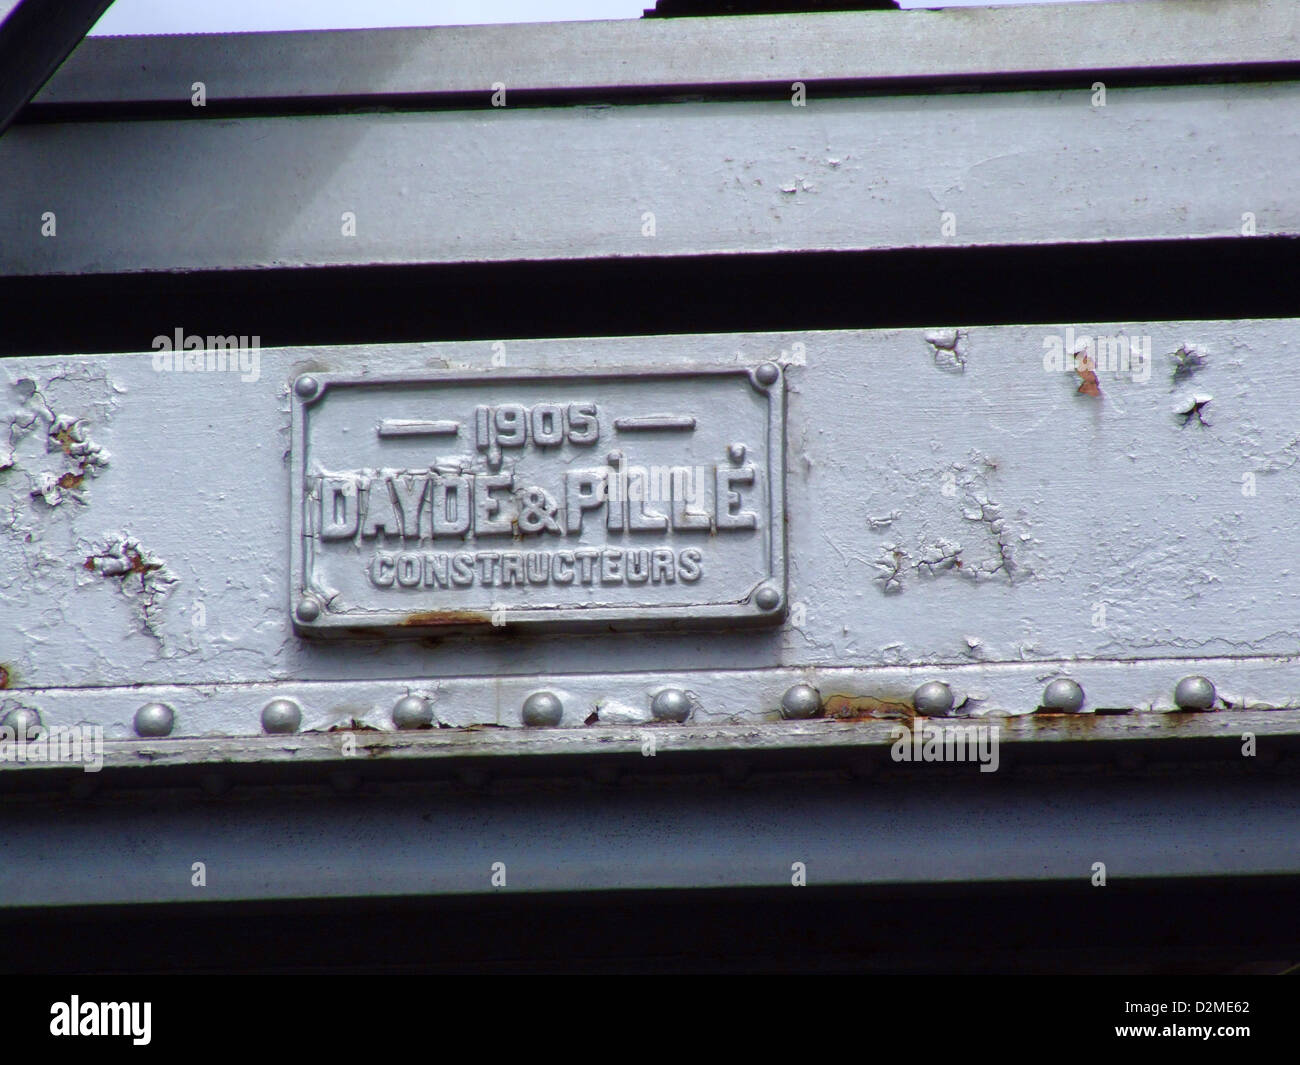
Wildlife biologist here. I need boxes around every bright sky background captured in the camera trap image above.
[90,0,1117,35]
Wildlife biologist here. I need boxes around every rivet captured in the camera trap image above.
[1174,675,1216,711]
[727,442,747,464]
[295,597,321,623]
[1041,678,1085,713]
[294,375,320,399]
[261,698,302,734]
[754,362,781,387]
[650,688,692,723]
[754,585,782,611]
[134,702,175,737]
[913,681,955,717]
[1,706,42,737]
[780,683,822,719]
[522,690,563,727]
[392,694,433,730]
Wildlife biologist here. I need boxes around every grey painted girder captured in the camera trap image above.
[0,0,113,135]
[2,322,1300,741]
[5,768,1300,907]
[4,708,1299,776]
[33,1,1300,109]
[6,659,1300,743]
[2,81,1298,276]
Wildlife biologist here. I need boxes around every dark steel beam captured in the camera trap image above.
[0,0,113,136]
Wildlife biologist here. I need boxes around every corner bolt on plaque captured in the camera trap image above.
[289,363,786,634]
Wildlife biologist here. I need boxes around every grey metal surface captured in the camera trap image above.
[35,1,1300,108]
[5,768,1300,907]
[290,365,786,635]
[0,0,113,134]
[4,79,1298,277]
[4,323,1300,740]
[7,656,1300,742]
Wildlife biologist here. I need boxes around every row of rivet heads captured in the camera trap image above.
[0,676,1223,739]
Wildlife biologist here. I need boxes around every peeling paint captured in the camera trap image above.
[1170,343,1208,384]
[873,546,906,594]
[923,329,967,373]
[1074,352,1102,397]
[79,535,177,639]
[1175,393,1213,428]
[3,374,111,506]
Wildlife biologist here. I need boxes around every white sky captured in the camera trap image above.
[90,0,1116,35]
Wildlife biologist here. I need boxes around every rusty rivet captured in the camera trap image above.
[754,585,782,611]
[754,362,781,387]
[295,597,321,623]
[650,688,692,723]
[294,375,320,399]
[913,681,955,717]
[392,694,433,730]
[1175,675,1216,711]
[522,691,563,727]
[780,683,821,719]
[134,702,175,737]
[1,706,41,737]
[1041,678,1085,713]
[261,698,302,734]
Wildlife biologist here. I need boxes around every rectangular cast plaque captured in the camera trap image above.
[289,365,786,634]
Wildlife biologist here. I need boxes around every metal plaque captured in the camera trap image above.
[289,364,786,635]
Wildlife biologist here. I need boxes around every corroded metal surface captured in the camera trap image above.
[2,324,1300,741]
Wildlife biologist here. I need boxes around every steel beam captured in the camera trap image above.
[0,0,112,136]
[29,1,1300,111]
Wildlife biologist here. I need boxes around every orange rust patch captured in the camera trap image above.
[822,694,914,721]
[401,609,493,627]
[51,425,78,453]
[84,546,162,579]
[1075,353,1102,397]
[56,471,84,491]
[0,664,9,689]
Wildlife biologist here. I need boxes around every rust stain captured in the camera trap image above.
[84,545,162,579]
[56,471,85,491]
[401,609,493,627]
[326,717,382,732]
[0,664,9,689]
[51,424,78,454]
[1075,353,1102,397]
[822,694,914,721]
